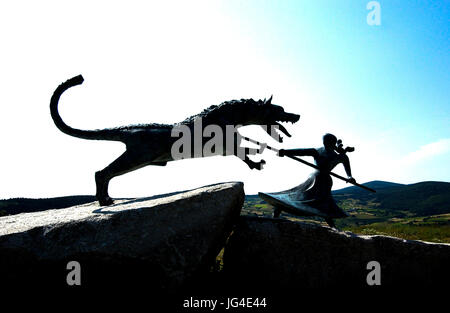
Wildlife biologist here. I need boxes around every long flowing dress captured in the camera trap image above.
[258,147,348,219]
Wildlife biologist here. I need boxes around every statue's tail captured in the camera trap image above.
[50,75,122,141]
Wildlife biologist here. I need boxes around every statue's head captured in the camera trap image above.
[195,95,300,143]
[323,133,337,151]
[243,95,300,143]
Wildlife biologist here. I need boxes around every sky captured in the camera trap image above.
[0,0,448,199]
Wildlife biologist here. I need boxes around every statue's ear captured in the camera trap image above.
[265,95,273,105]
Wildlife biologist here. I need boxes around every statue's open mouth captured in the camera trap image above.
[267,113,300,142]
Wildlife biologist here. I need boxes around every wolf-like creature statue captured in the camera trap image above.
[51,75,300,205]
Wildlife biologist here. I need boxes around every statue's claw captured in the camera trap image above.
[259,159,266,170]
[247,159,266,170]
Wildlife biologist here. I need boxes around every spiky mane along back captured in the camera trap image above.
[179,98,265,125]
[99,98,266,131]
[110,123,173,131]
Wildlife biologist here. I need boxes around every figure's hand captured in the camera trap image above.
[278,149,286,157]
[347,177,356,184]
[345,146,355,153]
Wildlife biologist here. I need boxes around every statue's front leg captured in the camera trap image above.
[230,133,266,170]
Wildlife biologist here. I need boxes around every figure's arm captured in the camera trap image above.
[342,154,356,184]
[278,148,318,158]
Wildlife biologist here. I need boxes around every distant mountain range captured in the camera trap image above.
[333,180,406,193]
[1,181,449,217]
[332,180,450,216]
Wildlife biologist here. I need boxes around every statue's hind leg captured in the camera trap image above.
[95,150,152,206]
[95,171,114,206]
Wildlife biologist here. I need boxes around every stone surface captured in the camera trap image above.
[223,216,450,289]
[0,182,244,290]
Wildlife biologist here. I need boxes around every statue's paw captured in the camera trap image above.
[98,196,114,206]
[259,159,266,170]
[253,159,266,170]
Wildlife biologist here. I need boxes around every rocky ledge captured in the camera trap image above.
[0,182,244,290]
[223,216,450,289]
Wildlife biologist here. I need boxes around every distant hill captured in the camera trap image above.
[333,180,405,194]
[332,180,450,216]
[0,195,96,216]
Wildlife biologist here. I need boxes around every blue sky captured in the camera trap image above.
[223,0,449,145]
[0,1,448,198]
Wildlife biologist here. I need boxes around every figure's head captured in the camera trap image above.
[323,133,337,150]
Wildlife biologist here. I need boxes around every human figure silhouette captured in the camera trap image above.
[262,133,356,228]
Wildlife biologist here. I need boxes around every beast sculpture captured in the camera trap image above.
[51,75,300,206]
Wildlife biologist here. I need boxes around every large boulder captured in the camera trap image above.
[223,216,450,289]
[0,182,244,290]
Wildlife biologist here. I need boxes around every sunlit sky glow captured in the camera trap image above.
[0,1,448,198]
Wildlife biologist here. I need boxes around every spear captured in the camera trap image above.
[242,136,376,193]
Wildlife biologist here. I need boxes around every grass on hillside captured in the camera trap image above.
[345,214,450,243]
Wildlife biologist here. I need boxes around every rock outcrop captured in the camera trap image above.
[223,216,450,289]
[0,182,244,290]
